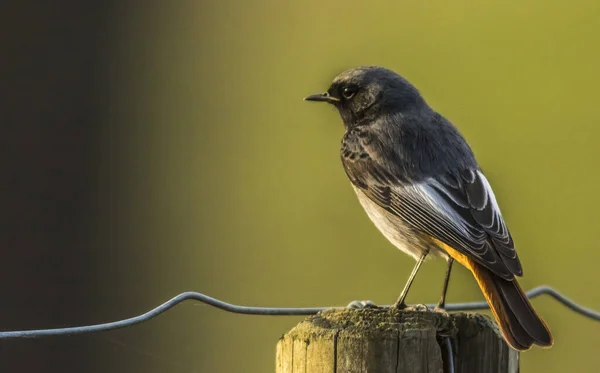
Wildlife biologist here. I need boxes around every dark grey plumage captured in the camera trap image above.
[305,66,552,350]
[330,66,520,280]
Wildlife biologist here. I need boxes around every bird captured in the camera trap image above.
[304,66,553,351]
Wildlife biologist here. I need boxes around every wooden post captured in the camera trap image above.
[276,308,518,373]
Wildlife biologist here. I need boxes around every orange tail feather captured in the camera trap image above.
[470,261,553,350]
[434,239,553,350]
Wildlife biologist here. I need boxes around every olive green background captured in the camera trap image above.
[109,0,599,372]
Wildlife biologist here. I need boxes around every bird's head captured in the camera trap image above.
[305,66,426,127]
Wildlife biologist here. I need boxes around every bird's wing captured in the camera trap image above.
[342,132,521,280]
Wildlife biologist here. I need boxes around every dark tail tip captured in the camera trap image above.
[495,276,553,350]
[471,263,553,351]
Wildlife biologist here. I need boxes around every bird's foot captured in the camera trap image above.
[433,306,448,314]
[400,303,430,312]
[433,300,448,314]
[392,300,407,310]
[346,300,379,309]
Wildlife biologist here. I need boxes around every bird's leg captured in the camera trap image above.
[393,252,428,309]
[435,258,454,311]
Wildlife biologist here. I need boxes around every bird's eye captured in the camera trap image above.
[342,85,358,99]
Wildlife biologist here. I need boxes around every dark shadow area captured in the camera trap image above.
[0,1,118,372]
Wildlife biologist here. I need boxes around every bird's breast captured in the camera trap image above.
[351,185,443,261]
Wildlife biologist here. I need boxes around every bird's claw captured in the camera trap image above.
[433,306,448,314]
[400,303,430,312]
[347,300,379,309]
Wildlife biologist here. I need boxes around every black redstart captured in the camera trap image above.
[305,66,552,351]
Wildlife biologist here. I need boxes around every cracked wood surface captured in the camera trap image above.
[276,308,518,373]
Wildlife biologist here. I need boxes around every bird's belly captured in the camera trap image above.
[352,186,443,261]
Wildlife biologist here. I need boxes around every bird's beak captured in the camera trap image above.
[304,92,340,104]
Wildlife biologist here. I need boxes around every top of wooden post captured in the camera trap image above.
[277,308,518,373]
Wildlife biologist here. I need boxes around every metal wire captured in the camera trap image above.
[443,338,455,373]
[0,285,596,339]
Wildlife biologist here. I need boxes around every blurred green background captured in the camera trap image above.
[110,0,599,372]
[3,0,600,372]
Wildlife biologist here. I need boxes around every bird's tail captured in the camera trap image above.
[470,261,553,350]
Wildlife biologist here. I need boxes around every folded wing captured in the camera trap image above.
[342,131,521,280]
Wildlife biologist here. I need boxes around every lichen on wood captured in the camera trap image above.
[276,308,518,373]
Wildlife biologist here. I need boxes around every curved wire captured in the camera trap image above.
[443,338,455,373]
[0,292,325,339]
[444,285,600,320]
[0,285,595,339]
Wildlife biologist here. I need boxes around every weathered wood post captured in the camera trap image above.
[276,308,518,373]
